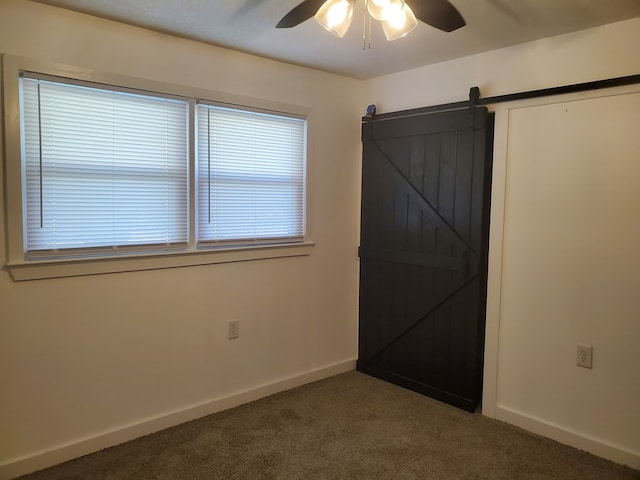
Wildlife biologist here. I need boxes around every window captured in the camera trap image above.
[196,104,305,246]
[3,56,311,280]
[21,76,189,258]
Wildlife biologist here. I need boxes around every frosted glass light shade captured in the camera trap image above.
[314,0,355,38]
[382,2,417,40]
[367,0,405,21]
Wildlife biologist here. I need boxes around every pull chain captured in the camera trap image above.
[362,0,367,50]
[362,0,372,50]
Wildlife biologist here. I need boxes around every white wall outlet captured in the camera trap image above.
[228,320,240,340]
[577,344,593,369]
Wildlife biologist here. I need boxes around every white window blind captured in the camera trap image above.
[20,76,189,258]
[196,104,306,245]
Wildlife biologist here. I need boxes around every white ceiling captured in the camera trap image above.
[32,0,640,79]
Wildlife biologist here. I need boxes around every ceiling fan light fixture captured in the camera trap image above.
[366,0,404,22]
[382,2,417,40]
[314,0,355,38]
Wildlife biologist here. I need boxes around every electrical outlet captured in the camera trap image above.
[228,320,239,340]
[577,344,593,369]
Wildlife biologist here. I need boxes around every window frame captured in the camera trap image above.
[2,55,314,281]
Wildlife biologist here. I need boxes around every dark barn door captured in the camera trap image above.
[357,106,494,412]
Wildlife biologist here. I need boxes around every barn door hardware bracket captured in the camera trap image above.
[469,86,480,110]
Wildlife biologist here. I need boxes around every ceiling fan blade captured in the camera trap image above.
[410,0,466,32]
[276,0,327,28]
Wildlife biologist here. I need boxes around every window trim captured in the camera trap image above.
[7,241,315,281]
[2,54,314,281]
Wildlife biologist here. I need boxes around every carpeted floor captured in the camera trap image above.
[19,371,639,480]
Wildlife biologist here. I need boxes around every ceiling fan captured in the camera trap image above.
[276,0,465,42]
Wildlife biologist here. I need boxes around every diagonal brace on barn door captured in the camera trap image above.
[361,272,479,364]
[366,138,479,257]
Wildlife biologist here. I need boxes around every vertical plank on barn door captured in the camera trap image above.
[357,106,493,412]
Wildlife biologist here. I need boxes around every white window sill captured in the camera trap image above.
[5,241,315,281]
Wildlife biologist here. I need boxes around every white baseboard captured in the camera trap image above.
[495,405,640,470]
[0,359,356,480]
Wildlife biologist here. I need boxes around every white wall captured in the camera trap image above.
[496,87,640,465]
[365,17,640,468]
[0,1,362,477]
[365,18,640,114]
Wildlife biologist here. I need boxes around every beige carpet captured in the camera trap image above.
[19,372,639,479]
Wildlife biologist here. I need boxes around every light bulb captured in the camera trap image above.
[327,0,349,27]
[314,0,354,38]
[386,5,407,28]
[367,0,404,21]
[382,2,417,40]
